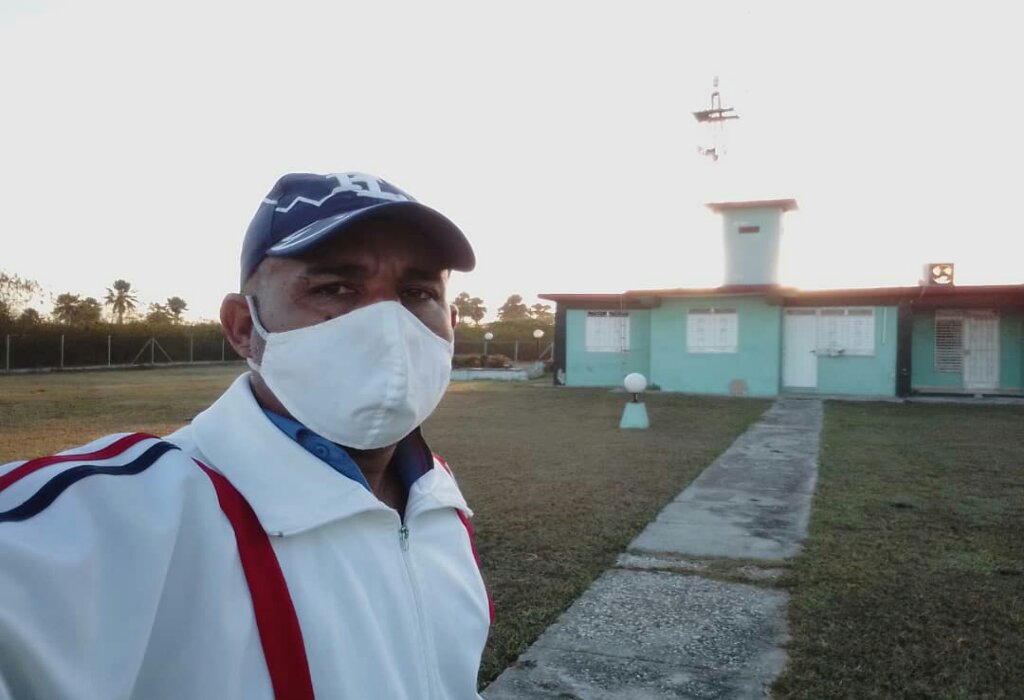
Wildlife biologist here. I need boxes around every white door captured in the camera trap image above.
[784,310,818,388]
[963,312,999,390]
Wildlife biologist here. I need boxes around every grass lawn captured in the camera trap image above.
[773,401,1024,699]
[0,365,248,459]
[0,365,769,687]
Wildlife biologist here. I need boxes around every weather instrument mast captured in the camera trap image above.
[693,77,739,162]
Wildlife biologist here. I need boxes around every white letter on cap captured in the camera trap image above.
[325,173,408,202]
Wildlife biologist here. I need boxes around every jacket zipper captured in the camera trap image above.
[399,521,442,699]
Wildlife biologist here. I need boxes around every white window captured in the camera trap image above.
[687,308,738,353]
[585,311,630,352]
[934,311,963,372]
[815,307,875,356]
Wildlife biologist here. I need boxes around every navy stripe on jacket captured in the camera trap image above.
[0,441,178,524]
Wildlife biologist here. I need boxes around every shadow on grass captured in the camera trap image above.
[773,401,1024,699]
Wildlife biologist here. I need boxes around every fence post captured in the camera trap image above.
[221,338,225,362]
[4,334,9,373]
[107,335,112,366]
[150,337,155,365]
[513,341,519,362]
[60,334,65,369]
[189,335,194,363]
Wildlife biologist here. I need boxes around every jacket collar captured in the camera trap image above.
[190,373,468,537]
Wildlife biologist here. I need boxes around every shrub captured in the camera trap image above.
[451,354,513,369]
[452,354,482,369]
[483,354,514,369]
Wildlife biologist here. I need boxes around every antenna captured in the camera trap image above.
[694,76,740,162]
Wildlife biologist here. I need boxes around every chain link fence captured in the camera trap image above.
[2,331,551,372]
[2,328,241,372]
[453,340,553,363]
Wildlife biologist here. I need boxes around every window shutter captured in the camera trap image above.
[687,308,738,353]
[585,311,630,352]
[687,309,712,352]
[846,308,875,355]
[815,307,875,356]
[935,313,963,372]
[716,309,738,351]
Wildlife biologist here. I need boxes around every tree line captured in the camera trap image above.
[0,272,192,328]
[452,292,552,325]
[451,292,554,343]
[1,271,556,344]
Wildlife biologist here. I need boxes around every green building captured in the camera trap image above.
[543,200,1024,397]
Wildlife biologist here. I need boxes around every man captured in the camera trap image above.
[0,172,491,699]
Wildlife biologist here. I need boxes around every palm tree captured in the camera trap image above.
[146,303,172,324]
[104,279,138,324]
[52,293,82,325]
[17,308,42,325]
[165,297,188,324]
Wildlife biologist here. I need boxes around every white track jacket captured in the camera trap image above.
[0,374,491,699]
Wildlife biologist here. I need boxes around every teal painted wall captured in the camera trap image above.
[721,208,784,286]
[649,297,781,396]
[563,301,1023,395]
[814,306,899,396]
[565,309,651,387]
[911,311,1024,392]
[1000,313,1023,390]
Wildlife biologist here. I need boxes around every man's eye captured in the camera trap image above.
[314,284,355,297]
[403,288,435,302]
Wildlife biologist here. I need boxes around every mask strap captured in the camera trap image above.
[245,296,270,373]
[245,295,271,340]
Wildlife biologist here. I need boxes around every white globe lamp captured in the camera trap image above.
[619,372,650,430]
[624,372,647,398]
[532,328,544,359]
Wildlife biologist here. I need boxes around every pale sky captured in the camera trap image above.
[2,0,1021,322]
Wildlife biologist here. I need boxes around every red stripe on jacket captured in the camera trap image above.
[0,433,156,493]
[196,460,315,700]
[434,452,496,625]
[456,509,496,624]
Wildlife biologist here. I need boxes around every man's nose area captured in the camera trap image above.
[359,269,404,305]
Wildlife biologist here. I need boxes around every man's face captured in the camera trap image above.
[238,218,455,361]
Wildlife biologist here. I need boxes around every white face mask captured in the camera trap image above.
[246,298,454,450]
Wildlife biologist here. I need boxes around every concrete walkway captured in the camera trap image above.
[483,398,823,700]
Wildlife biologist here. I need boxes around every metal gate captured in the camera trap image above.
[963,311,1000,390]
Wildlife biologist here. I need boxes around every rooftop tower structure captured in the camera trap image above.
[705,199,798,286]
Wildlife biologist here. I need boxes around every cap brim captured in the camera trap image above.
[265,200,475,272]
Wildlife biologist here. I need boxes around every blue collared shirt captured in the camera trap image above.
[262,409,433,494]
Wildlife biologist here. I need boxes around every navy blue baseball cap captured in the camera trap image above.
[240,172,475,284]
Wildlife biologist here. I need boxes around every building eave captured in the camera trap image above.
[631,284,792,298]
[538,293,659,309]
[705,199,799,213]
[784,284,1024,308]
[541,283,1024,310]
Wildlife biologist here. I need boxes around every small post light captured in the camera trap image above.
[624,372,647,402]
[619,372,650,429]
[532,328,544,358]
[483,332,493,361]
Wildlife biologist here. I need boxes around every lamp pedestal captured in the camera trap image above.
[619,401,650,429]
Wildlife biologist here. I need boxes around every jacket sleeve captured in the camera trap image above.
[0,441,199,700]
